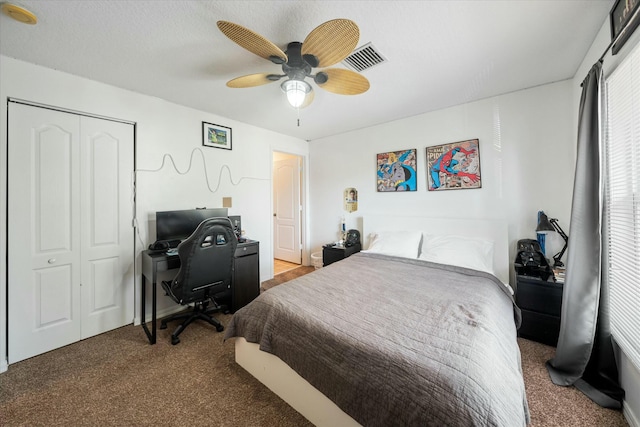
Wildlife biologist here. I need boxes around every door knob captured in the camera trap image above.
[48,258,56,264]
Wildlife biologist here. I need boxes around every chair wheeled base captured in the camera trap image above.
[160,299,225,345]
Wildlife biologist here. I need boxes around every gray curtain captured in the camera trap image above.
[545,61,623,408]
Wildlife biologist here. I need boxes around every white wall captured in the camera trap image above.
[0,55,308,372]
[308,79,574,280]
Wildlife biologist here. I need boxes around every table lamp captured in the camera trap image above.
[536,210,569,268]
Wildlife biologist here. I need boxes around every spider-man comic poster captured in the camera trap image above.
[376,149,417,192]
[426,139,481,191]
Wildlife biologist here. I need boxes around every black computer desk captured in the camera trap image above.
[140,240,259,344]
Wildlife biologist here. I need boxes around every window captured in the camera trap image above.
[604,40,640,370]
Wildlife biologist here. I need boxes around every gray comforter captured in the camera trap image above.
[225,252,530,426]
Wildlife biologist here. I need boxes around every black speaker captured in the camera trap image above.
[345,229,361,247]
[229,215,241,238]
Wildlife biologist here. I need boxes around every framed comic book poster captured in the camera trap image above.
[376,149,417,192]
[426,139,481,191]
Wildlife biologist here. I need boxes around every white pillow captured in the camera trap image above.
[418,234,495,275]
[362,230,422,259]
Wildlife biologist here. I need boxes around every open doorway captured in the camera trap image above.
[273,151,303,275]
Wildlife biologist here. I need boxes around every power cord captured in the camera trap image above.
[132,147,269,248]
[135,147,268,193]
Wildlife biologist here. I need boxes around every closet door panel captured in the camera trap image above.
[80,117,134,339]
[8,104,81,364]
[37,130,73,252]
[35,265,73,327]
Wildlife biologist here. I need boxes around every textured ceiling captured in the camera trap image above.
[0,1,613,141]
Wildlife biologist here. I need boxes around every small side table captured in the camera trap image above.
[515,274,564,346]
[323,243,361,267]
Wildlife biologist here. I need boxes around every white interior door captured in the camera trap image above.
[273,156,301,264]
[8,103,134,363]
[80,117,134,339]
[8,105,82,363]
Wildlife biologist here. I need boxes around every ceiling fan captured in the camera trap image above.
[217,19,370,109]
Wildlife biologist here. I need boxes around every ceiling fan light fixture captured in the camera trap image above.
[281,79,311,108]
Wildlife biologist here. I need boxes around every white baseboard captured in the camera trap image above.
[625,400,640,427]
[133,305,185,326]
[0,358,8,373]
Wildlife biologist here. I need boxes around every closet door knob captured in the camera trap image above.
[48,258,56,264]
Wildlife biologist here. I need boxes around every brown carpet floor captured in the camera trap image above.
[0,266,628,426]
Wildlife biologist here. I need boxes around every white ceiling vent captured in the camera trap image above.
[342,42,387,72]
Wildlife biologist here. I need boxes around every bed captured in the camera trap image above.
[225,216,529,426]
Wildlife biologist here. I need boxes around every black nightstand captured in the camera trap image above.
[515,275,564,346]
[323,243,361,267]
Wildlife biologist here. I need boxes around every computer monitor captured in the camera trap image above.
[156,208,229,246]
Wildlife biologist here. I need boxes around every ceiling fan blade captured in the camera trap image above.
[316,68,370,95]
[217,21,287,63]
[302,19,359,68]
[227,73,277,88]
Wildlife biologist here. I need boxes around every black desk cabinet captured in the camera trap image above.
[515,275,564,347]
[232,241,260,313]
[323,243,361,267]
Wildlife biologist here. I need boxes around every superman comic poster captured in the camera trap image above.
[377,149,417,192]
[426,139,481,191]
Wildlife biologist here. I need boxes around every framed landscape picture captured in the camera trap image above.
[376,149,417,192]
[202,122,232,150]
[426,139,481,191]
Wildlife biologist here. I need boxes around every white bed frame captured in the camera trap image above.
[235,216,510,426]
[235,337,360,426]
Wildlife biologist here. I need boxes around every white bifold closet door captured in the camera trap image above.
[8,103,134,364]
